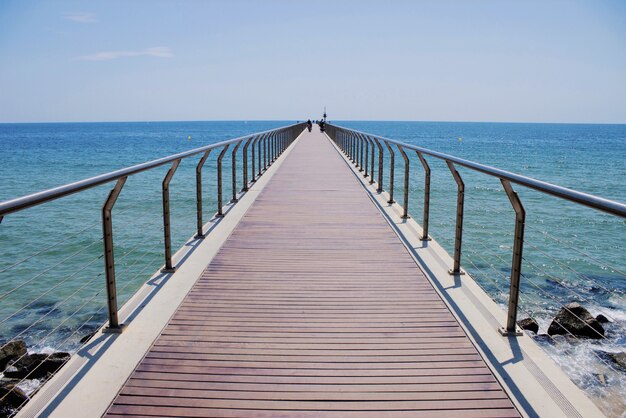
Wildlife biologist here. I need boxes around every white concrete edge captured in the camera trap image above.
[325,134,605,418]
[18,131,306,418]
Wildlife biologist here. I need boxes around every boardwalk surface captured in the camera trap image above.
[106,129,519,417]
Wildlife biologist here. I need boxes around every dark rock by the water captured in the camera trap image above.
[607,352,626,371]
[517,317,539,333]
[80,332,96,344]
[0,340,27,371]
[595,314,610,324]
[594,373,608,385]
[4,352,70,379]
[0,382,28,413]
[547,302,605,339]
[533,334,555,345]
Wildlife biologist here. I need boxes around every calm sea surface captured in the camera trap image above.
[0,121,625,414]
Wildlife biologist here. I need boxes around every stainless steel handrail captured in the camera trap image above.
[0,123,304,217]
[0,122,306,331]
[325,123,625,336]
[327,124,626,218]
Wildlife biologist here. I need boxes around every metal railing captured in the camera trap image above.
[0,123,306,332]
[325,123,626,336]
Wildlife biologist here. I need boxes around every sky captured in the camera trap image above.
[1,0,625,123]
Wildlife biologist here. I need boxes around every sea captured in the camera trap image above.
[0,121,625,415]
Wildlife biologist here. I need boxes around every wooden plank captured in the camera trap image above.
[104,129,519,417]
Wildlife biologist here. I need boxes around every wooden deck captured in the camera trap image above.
[105,128,519,417]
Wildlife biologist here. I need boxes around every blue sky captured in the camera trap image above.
[1,1,625,123]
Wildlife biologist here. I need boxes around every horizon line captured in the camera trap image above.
[1,118,625,126]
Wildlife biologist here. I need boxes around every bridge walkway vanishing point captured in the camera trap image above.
[105,127,520,417]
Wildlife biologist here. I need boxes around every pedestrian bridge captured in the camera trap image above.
[5,124,619,417]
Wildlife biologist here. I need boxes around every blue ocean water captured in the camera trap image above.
[0,121,625,414]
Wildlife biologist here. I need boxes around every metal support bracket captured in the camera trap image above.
[500,179,526,336]
[195,150,211,239]
[447,161,464,275]
[231,140,243,202]
[161,160,180,273]
[216,144,230,217]
[102,176,127,331]
[384,141,395,204]
[416,151,432,241]
[398,145,410,219]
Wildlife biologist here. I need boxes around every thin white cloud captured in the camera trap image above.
[64,12,97,23]
[74,47,174,61]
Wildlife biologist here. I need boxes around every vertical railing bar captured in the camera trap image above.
[250,136,259,183]
[195,150,211,238]
[368,136,375,185]
[231,140,243,202]
[102,176,127,332]
[446,161,465,275]
[161,159,181,273]
[264,133,269,170]
[384,141,395,203]
[416,151,431,241]
[374,138,384,192]
[257,133,264,177]
[397,145,410,219]
[359,133,364,171]
[361,135,370,177]
[242,136,254,191]
[216,144,230,217]
[499,179,526,336]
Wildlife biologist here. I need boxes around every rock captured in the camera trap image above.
[517,317,539,333]
[79,332,96,344]
[595,314,610,324]
[0,340,27,371]
[607,352,626,370]
[547,302,605,339]
[4,352,70,379]
[0,382,28,413]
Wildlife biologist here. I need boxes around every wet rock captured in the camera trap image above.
[607,352,626,371]
[517,317,539,333]
[0,382,28,414]
[4,352,70,379]
[595,314,610,324]
[0,341,27,371]
[547,302,605,339]
[79,332,96,344]
[533,334,555,345]
[594,373,608,385]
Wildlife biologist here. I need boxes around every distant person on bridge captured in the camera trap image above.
[306,119,312,132]
[319,119,325,132]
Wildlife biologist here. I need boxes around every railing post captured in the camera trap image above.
[416,152,431,241]
[263,132,266,171]
[195,150,211,238]
[352,132,357,164]
[368,137,375,185]
[374,138,384,192]
[162,159,180,273]
[359,133,364,171]
[257,133,264,177]
[242,136,254,191]
[216,144,230,217]
[102,176,127,332]
[397,145,410,219]
[384,141,395,203]
[251,135,260,182]
[499,179,525,336]
[361,135,370,177]
[231,140,243,202]
[446,161,465,275]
